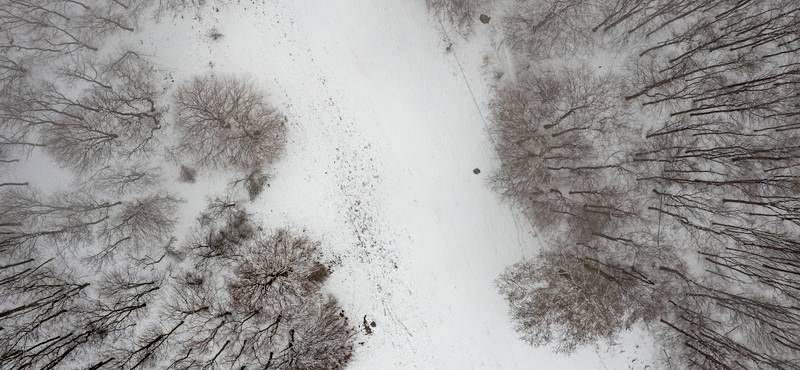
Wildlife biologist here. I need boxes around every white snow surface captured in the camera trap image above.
[116,1,654,369]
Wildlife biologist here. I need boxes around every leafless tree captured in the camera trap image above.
[84,162,165,197]
[0,185,177,265]
[0,258,96,370]
[0,51,164,175]
[270,295,354,370]
[0,64,43,161]
[0,186,120,257]
[89,192,179,265]
[497,249,631,353]
[0,57,30,150]
[651,268,800,370]
[172,74,287,174]
[496,238,684,354]
[490,65,643,240]
[228,228,325,317]
[0,0,146,59]
[42,51,164,175]
[502,0,604,60]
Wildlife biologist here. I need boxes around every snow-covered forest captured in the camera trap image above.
[0,0,354,367]
[2,0,798,369]
[490,1,800,369]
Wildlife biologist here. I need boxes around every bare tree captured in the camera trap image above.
[0,65,44,161]
[0,185,177,265]
[490,65,643,241]
[496,237,684,354]
[89,192,179,265]
[270,295,354,370]
[0,0,146,59]
[0,51,164,175]
[0,186,120,257]
[172,74,287,174]
[652,269,800,370]
[502,0,604,60]
[41,51,164,175]
[84,162,165,197]
[0,57,30,151]
[228,228,325,317]
[0,258,94,370]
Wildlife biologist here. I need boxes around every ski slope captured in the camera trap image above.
[130,1,653,369]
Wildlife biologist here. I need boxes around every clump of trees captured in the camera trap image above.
[113,206,353,370]
[0,2,355,369]
[490,65,642,242]
[0,259,161,370]
[0,0,146,59]
[502,0,602,60]
[493,1,800,369]
[0,201,355,370]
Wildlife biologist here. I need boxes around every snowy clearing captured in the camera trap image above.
[12,0,654,368]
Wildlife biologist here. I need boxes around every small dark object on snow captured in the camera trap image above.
[473,168,481,174]
[179,165,197,183]
[370,321,377,327]
[363,315,373,335]
[208,27,223,41]
[479,14,491,24]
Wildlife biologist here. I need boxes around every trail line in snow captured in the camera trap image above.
[436,17,496,152]
[436,16,546,250]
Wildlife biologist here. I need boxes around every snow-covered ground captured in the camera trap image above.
[123,1,653,369]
